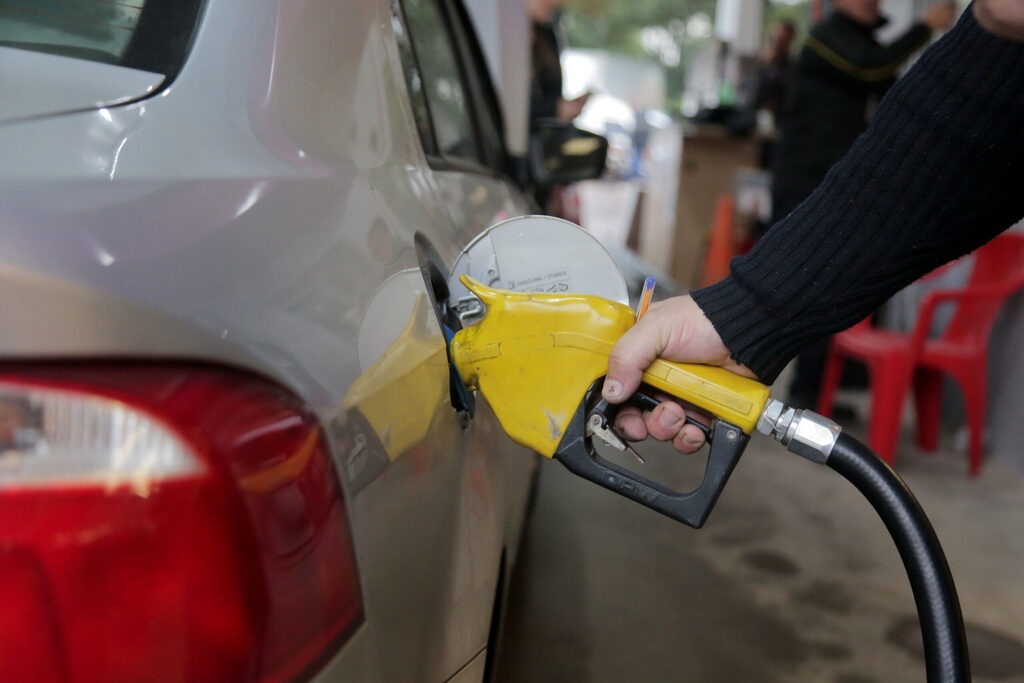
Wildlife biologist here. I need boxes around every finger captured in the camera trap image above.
[671,423,707,454]
[613,406,649,441]
[603,319,662,403]
[648,390,713,427]
[644,401,688,442]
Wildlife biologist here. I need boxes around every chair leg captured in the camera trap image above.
[817,346,844,418]
[867,359,911,465]
[913,368,943,452]
[955,368,988,477]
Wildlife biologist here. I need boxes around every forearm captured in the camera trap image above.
[693,9,1024,383]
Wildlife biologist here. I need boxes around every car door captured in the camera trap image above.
[324,1,537,680]
[390,0,540,670]
[397,0,530,245]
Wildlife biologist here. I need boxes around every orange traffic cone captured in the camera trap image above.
[700,194,735,287]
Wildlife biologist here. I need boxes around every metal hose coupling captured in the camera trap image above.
[756,398,842,463]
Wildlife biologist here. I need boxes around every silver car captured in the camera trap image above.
[0,0,605,681]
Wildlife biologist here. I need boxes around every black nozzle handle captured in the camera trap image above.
[553,384,747,528]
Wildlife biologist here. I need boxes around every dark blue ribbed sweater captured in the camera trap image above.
[693,8,1024,382]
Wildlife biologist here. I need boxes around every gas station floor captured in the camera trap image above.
[495,413,1024,682]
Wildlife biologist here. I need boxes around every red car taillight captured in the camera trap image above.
[0,363,362,683]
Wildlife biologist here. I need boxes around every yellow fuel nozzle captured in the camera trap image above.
[451,275,771,527]
[450,276,771,458]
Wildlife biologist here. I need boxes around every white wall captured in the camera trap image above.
[714,0,763,56]
[463,0,530,156]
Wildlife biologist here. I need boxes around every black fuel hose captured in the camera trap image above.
[827,432,970,683]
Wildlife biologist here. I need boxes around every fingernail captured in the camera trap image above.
[659,411,683,429]
[684,433,704,447]
[603,380,623,400]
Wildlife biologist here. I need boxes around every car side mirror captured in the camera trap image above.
[529,120,608,186]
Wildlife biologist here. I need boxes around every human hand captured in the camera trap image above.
[922,2,956,31]
[602,295,757,454]
[975,0,1024,41]
[556,92,591,121]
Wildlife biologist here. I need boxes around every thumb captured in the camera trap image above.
[602,319,664,403]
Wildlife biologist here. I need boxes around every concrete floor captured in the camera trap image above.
[495,416,1024,682]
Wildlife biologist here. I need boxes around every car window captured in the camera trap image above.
[398,0,482,164]
[389,0,437,156]
[0,0,203,79]
[439,0,507,171]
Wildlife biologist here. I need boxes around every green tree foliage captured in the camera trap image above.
[560,0,810,115]
[562,0,716,52]
[560,0,717,115]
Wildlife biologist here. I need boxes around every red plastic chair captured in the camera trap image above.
[817,232,1024,474]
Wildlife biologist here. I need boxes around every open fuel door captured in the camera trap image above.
[447,215,629,326]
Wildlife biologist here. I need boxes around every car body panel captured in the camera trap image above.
[447,649,487,683]
[0,0,536,679]
[0,47,164,124]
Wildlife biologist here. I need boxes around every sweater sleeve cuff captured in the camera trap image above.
[691,276,818,384]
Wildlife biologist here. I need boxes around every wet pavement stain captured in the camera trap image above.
[886,616,1024,680]
[793,579,854,614]
[712,528,761,544]
[706,502,778,547]
[709,527,764,547]
[842,555,875,573]
[811,641,852,662]
[742,549,801,576]
[834,673,877,683]
[805,510,834,531]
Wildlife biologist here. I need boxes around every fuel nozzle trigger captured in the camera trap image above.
[555,381,749,528]
[586,390,713,464]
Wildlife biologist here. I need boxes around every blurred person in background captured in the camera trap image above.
[749,20,797,240]
[772,0,956,410]
[755,20,797,137]
[529,0,591,123]
[529,0,593,214]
